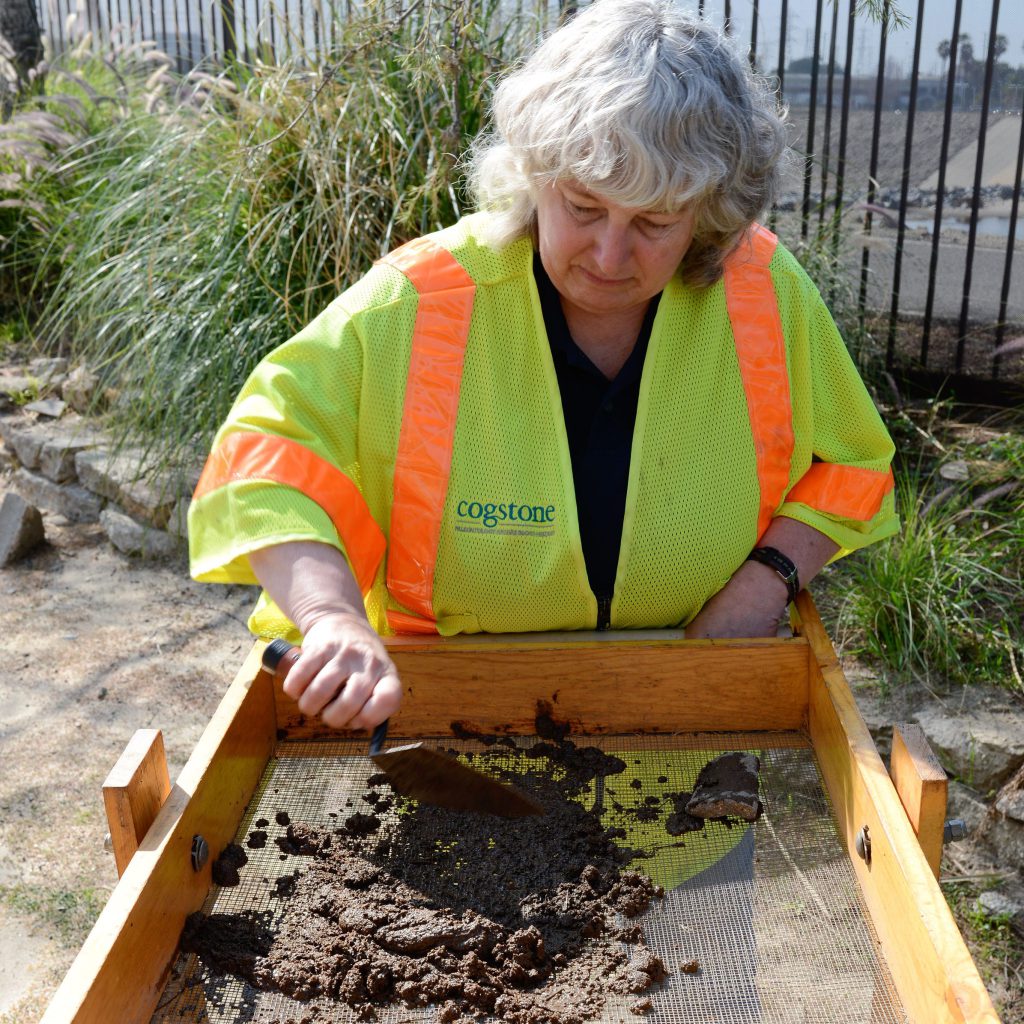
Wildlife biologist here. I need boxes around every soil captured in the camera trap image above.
[180,733,694,1023]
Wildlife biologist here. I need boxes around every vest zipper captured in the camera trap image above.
[597,594,612,631]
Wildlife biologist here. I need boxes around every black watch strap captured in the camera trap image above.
[746,546,800,603]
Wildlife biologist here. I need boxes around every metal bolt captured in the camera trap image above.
[103,832,113,853]
[943,818,968,843]
[191,834,209,872]
[854,825,872,865]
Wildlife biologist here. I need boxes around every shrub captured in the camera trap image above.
[3,0,540,462]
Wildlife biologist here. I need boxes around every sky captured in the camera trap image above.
[695,0,1024,78]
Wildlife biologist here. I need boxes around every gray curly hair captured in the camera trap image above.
[467,0,788,287]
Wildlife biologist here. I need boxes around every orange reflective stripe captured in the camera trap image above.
[377,238,476,625]
[723,224,793,541]
[786,463,895,520]
[192,430,386,594]
[385,610,440,635]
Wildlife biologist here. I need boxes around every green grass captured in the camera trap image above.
[0,882,109,947]
[943,880,1024,1022]
[819,403,1024,691]
[2,0,543,464]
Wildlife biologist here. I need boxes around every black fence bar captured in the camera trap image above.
[859,0,889,335]
[220,0,237,58]
[830,0,856,302]
[775,0,787,101]
[994,95,1024,377]
[800,0,823,240]
[956,0,1001,371]
[748,0,758,69]
[922,0,964,367]
[818,1,839,232]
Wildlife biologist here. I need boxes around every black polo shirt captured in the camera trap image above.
[534,254,662,617]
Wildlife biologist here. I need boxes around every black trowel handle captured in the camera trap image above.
[263,639,391,755]
[369,719,388,755]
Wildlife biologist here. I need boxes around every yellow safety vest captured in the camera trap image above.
[189,213,896,640]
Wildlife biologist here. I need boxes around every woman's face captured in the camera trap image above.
[535,180,696,324]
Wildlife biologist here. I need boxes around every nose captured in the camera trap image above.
[590,222,631,277]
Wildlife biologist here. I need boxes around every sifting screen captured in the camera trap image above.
[152,732,907,1024]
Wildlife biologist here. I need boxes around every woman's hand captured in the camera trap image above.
[249,541,402,730]
[279,612,402,730]
[684,517,840,639]
[684,560,788,638]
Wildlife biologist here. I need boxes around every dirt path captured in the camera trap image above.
[0,513,257,1022]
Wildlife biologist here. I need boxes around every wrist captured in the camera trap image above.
[746,546,800,604]
[296,606,373,638]
[733,559,791,611]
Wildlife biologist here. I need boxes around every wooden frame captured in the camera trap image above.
[42,593,1000,1024]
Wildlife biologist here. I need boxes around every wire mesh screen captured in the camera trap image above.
[152,732,907,1023]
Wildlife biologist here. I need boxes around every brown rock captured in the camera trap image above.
[686,752,761,821]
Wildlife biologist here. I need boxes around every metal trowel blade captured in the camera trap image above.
[370,743,545,818]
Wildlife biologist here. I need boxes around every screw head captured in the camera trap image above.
[191,834,209,872]
[854,825,872,865]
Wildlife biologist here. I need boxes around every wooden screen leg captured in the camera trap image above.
[889,723,948,879]
[103,728,172,877]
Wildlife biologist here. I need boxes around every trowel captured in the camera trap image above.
[262,639,544,818]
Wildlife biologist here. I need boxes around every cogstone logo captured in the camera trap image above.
[454,499,556,537]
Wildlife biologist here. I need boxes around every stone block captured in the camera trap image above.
[982,815,1024,874]
[0,414,48,468]
[12,468,102,523]
[913,702,1024,793]
[28,356,68,379]
[0,492,46,566]
[39,423,102,483]
[24,397,66,418]
[996,787,1024,823]
[100,507,181,560]
[62,365,100,414]
[974,891,1024,930]
[74,449,122,502]
[167,495,191,540]
[75,449,185,529]
[0,373,36,404]
[947,781,989,837]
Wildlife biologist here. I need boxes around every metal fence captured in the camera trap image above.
[33,0,1024,383]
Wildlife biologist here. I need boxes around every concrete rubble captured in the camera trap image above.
[0,491,46,566]
[0,360,201,561]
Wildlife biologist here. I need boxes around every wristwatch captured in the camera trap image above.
[746,546,800,604]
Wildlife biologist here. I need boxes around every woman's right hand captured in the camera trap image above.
[279,612,402,730]
[248,540,402,731]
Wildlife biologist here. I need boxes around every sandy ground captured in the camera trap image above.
[0,513,257,1022]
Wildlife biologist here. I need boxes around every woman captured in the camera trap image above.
[189,0,898,732]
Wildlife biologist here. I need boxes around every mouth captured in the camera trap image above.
[578,267,632,286]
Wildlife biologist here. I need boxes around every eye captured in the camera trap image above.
[565,198,599,219]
